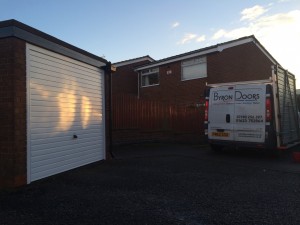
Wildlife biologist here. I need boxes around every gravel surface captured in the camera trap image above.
[1,144,300,225]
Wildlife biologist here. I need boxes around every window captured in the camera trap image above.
[181,57,207,81]
[141,68,159,87]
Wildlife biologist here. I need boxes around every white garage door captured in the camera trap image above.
[26,44,105,182]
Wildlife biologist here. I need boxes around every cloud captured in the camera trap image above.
[254,10,299,27]
[177,33,206,44]
[212,27,252,40]
[212,29,227,40]
[172,22,180,28]
[196,35,206,42]
[212,10,300,40]
[177,33,197,44]
[240,5,268,21]
[211,9,300,86]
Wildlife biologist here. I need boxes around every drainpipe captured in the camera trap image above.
[137,70,140,99]
[103,62,116,159]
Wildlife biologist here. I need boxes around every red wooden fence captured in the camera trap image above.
[112,94,205,144]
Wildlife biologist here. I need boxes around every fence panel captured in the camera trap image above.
[112,94,204,143]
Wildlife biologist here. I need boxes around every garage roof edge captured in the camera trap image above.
[113,55,155,67]
[0,19,107,67]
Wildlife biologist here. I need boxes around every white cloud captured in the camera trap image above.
[212,29,227,40]
[211,9,300,86]
[212,10,300,41]
[172,22,180,28]
[177,33,206,44]
[241,5,268,21]
[212,27,252,40]
[196,35,206,42]
[177,33,197,44]
[255,10,299,28]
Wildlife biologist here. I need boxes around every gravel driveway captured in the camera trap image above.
[1,143,300,225]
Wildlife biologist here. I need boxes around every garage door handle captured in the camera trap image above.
[226,114,230,123]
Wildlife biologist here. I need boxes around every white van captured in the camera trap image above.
[205,65,300,152]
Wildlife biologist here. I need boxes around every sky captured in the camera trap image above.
[1,0,300,86]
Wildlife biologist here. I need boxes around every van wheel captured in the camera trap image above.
[210,144,223,152]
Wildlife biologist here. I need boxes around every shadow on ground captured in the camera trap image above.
[1,143,300,225]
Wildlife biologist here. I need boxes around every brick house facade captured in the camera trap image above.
[112,56,154,96]
[110,36,280,145]
[135,36,277,106]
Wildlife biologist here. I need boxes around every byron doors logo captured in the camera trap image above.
[212,90,260,102]
[234,91,260,101]
[213,92,233,102]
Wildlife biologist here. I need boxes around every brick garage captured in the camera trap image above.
[0,20,111,189]
[0,37,27,187]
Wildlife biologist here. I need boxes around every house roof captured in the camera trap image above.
[135,35,279,71]
[0,19,107,67]
[113,55,155,67]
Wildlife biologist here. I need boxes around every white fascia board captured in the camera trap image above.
[216,37,253,52]
[135,37,254,71]
[113,56,154,67]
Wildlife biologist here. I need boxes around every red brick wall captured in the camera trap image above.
[140,42,273,105]
[140,61,207,105]
[112,60,151,96]
[0,37,27,188]
[207,42,273,84]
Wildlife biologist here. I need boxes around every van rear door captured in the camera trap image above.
[208,84,266,143]
[208,86,235,141]
[234,84,266,143]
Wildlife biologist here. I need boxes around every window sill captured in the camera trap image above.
[141,84,160,88]
[181,76,207,82]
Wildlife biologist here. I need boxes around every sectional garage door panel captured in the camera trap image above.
[27,44,105,182]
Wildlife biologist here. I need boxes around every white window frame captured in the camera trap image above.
[181,57,207,81]
[140,67,159,87]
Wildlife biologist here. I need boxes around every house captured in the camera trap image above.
[112,56,154,96]
[0,19,112,189]
[134,35,278,106]
[110,36,283,145]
